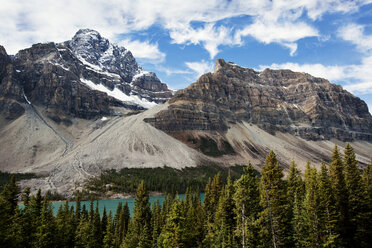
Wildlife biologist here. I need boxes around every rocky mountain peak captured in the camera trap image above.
[0,29,173,120]
[146,59,372,142]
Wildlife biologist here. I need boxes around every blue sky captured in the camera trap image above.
[1,0,372,112]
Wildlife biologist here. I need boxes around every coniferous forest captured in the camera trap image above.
[0,144,371,248]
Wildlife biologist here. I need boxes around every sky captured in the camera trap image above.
[1,0,372,112]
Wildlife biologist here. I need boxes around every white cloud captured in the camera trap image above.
[338,23,372,52]
[0,0,368,57]
[119,39,165,63]
[237,21,318,56]
[185,60,214,77]
[170,23,240,58]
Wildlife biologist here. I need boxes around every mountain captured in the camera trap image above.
[0,29,172,121]
[146,59,372,141]
[1,36,371,197]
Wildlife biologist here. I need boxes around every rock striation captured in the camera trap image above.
[0,29,172,120]
[146,59,372,142]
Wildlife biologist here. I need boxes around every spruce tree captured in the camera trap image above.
[34,196,56,248]
[157,198,186,248]
[233,163,260,248]
[360,159,372,247]
[287,160,305,247]
[318,163,340,247]
[259,150,290,248]
[214,174,236,247]
[103,211,115,248]
[303,163,320,247]
[122,181,152,248]
[344,143,364,246]
[329,145,351,247]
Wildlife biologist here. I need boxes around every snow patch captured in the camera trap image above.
[77,56,103,71]
[23,93,31,104]
[80,78,157,109]
[50,62,70,71]
[132,70,149,82]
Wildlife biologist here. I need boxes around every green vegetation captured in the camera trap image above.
[86,164,246,195]
[0,171,38,191]
[0,143,371,248]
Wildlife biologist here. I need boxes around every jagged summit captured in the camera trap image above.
[66,29,141,81]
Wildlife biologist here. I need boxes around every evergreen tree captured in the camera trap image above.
[151,200,162,248]
[75,215,94,248]
[56,201,76,248]
[213,174,237,247]
[233,163,260,248]
[287,160,305,247]
[344,143,364,246]
[360,159,372,247]
[122,181,152,248]
[329,145,351,247]
[34,196,56,248]
[303,163,320,247]
[259,151,290,248]
[204,173,223,223]
[92,201,103,248]
[157,198,186,248]
[103,211,115,248]
[318,163,340,247]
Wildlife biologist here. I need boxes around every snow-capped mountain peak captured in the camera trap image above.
[61,29,172,109]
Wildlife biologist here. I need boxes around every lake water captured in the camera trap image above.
[20,193,205,216]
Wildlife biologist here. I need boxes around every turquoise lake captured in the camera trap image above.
[20,193,205,216]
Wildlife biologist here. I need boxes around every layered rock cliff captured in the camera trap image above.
[146,59,372,142]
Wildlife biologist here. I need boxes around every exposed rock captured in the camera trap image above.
[0,29,173,121]
[146,59,372,142]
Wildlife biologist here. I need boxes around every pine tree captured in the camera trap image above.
[287,160,305,247]
[103,211,115,248]
[329,145,351,247]
[122,181,152,248]
[75,215,94,248]
[233,163,260,248]
[151,200,162,248]
[56,201,76,248]
[343,143,364,246]
[259,150,290,248]
[303,163,320,247]
[0,175,19,247]
[34,196,56,248]
[360,159,372,247]
[204,173,223,223]
[92,201,103,248]
[287,160,305,208]
[318,163,340,247]
[157,198,186,248]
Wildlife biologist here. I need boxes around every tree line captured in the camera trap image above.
[86,165,246,196]
[0,143,371,247]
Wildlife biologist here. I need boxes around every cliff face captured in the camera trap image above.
[0,29,173,120]
[146,59,372,142]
